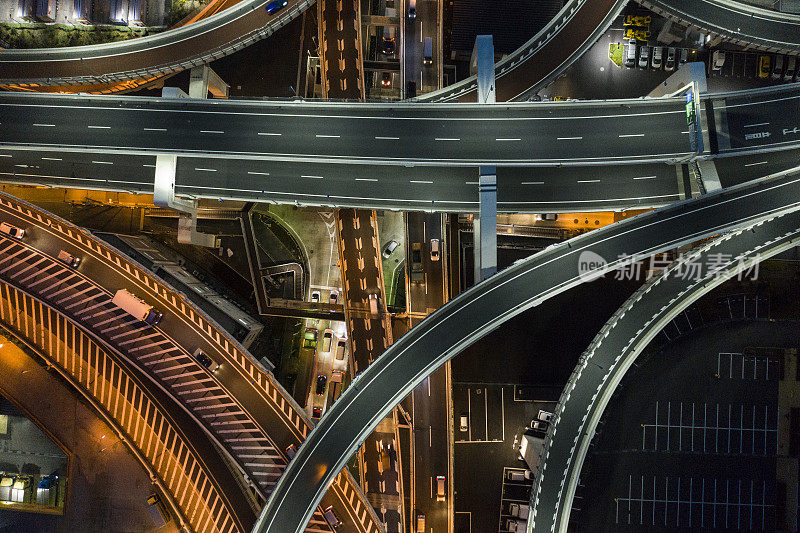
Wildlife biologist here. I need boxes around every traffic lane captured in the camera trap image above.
[0,98,691,164]
[0,151,692,214]
[650,0,800,49]
[0,0,301,80]
[532,214,800,533]
[254,169,800,532]
[715,148,800,188]
[721,87,800,151]
[433,0,620,102]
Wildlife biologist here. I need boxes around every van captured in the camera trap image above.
[510,503,530,519]
[651,46,662,69]
[435,475,446,501]
[368,293,379,316]
[773,54,784,79]
[459,414,468,432]
[323,505,342,528]
[423,37,433,66]
[57,249,80,268]
[0,222,24,239]
[335,339,346,360]
[146,494,169,527]
[638,45,649,69]
[416,512,426,532]
[711,50,725,71]
[624,39,636,68]
[507,470,526,482]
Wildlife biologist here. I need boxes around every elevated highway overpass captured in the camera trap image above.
[253,166,800,532]
[530,182,800,533]
[0,85,798,211]
[639,0,800,56]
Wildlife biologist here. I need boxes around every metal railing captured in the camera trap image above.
[0,281,240,533]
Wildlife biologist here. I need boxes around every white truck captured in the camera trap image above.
[112,289,163,325]
[510,503,530,519]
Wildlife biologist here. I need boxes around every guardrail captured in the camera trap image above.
[0,0,316,87]
[0,192,383,533]
[637,0,800,55]
[418,0,626,102]
[530,209,800,532]
[0,280,240,533]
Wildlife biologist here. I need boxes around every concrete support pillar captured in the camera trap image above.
[189,65,230,99]
[473,35,497,284]
[696,159,723,193]
[473,35,496,104]
[474,166,497,283]
[153,154,220,248]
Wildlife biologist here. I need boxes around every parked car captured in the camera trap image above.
[538,409,554,422]
[664,47,676,71]
[311,290,320,303]
[436,475,446,501]
[758,55,771,78]
[785,56,797,81]
[624,39,637,68]
[711,50,725,71]
[679,48,688,65]
[285,444,297,459]
[323,505,342,528]
[460,414,468,432]
[329,290,338,304]
[638,45,650,69]
[651,46,662,69]
[321,330,334,353]
[772,54,784,79]
[430,238,439,261]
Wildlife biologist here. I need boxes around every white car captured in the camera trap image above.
[538,409,554,423]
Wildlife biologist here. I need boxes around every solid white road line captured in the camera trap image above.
[195,168,217,172]
[557,136,583,140]
[633,175,657,180]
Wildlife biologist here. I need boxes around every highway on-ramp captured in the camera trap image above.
[530,190,800,533]
[253,168,800,532]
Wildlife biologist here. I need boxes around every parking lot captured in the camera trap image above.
[452,383,555,532]
[576,321,790,531]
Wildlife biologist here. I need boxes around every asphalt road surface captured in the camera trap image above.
[644,0,800,53]
[0,93,692,166]
[254,168,800,533]
[531,209,800,533]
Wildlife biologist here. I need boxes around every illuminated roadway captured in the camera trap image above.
[253,167,800,532]
[0,0,314,87]
[530,185,800,532]
[639,0,800,54]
